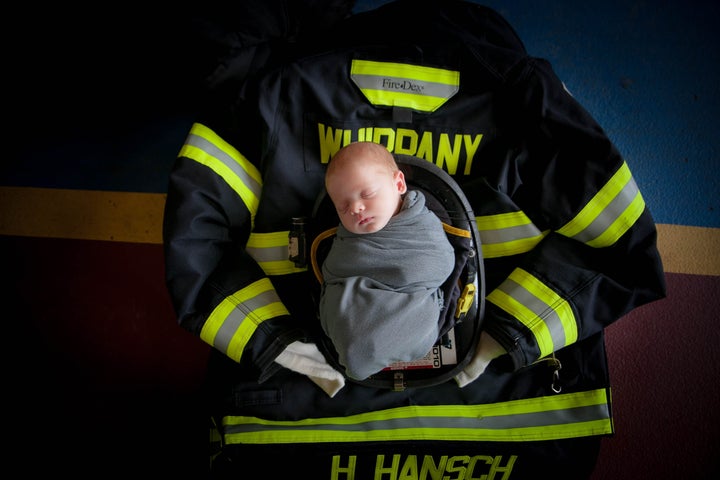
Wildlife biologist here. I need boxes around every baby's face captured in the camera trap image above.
[326,160,406,234]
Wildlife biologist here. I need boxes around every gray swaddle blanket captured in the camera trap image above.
[319,190,456,380]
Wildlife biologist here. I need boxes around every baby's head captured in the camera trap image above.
[325,142,407,234]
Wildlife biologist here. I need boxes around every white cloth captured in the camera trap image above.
[275,340,346,397]
[454,331,507,387]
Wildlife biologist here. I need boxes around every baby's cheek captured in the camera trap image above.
[341,219,355,232]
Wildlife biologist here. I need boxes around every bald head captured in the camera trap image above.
[324,142,407,234]
[325,142,398,185]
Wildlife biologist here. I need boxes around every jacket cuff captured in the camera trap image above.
[256,327,306,383]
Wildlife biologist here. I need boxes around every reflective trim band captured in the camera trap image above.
[487,268,578,357]
[247,231,306,275]
[222,389,611,444]
[475,211,548,259]
[557,162,645,248]
[351,59,460,112]
[200,278,289,362]
[179,123,263,225]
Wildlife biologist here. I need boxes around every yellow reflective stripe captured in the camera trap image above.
[557,162,645,247]
[481,236,546,258]
[352,60,460,84]
[362,90,447,113]
[200,278,289,362]
[222,389,611,444]
[586,190,645,248]
[179,123,262,224]
[487,268,577,357]
[351,59,459,112]
[475,212,547,258]
[246,231,306,275]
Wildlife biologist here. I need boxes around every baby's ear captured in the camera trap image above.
[394,170,408,194]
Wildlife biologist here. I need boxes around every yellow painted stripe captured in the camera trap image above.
[0,186,165,244]
[1,186,718,276]
[656,224,720,276]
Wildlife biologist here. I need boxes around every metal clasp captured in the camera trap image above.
[549,354,562,393]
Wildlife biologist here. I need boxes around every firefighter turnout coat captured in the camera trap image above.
[163,1,666,477]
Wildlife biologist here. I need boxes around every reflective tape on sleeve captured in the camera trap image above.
[487,268,578,357]
[179,123,263,225]
[246,231,307,275]
[222,389,612,444]
[200,278,289,362]
[475,211,548,259]
[557,162,645,248]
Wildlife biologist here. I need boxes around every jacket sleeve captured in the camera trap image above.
[162,102,306,381]
[473,56,667,370]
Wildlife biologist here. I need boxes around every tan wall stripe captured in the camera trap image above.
[655,223,720,276]
[0,186,165,245]
[1,186,718,276]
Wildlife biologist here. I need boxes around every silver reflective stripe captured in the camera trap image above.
[212,289,282,353]
[225,405,607,434]
[571,176,639,244]
[246,244,288,263]
[557,161,645,248]
[185,132,262,203]
[246,231,306,275]
[352,74,460,101]
[222,389,612,444]
[479,222,543,245]
[496,277,567,348]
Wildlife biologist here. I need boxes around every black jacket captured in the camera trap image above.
[163,1,665,476]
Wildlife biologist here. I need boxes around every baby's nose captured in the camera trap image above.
[350,201,365,215]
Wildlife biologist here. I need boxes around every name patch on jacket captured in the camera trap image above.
[329,453,517,479]
[307,120,484,177]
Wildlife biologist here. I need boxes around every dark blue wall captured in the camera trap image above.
[357,1,720,228]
